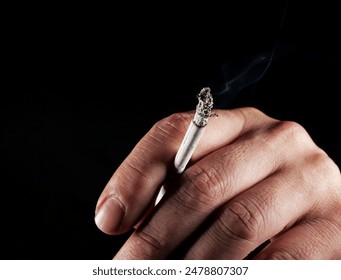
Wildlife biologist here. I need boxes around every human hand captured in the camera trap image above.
[94,107,341,259]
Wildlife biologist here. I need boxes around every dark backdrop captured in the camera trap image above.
[2,1,340,259]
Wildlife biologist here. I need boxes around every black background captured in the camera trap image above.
[2,1,340,259]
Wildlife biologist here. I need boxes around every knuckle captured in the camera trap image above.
[141,112,193,159]
[123,155,155,184]
[238,107,264,119]
[218,200,265,243]
[277,120,307,137]
[267,120,312,148]
[181,165,227,207]
[309,151,340,182]
[298,151,341,197]
[236,106,275,127]
[132,227,166,258]
[151,112,192,145]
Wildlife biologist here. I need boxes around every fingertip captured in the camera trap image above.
[94,196,125,235]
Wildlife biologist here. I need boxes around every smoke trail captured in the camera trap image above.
[212,0,289,108]
[212,52,272,108]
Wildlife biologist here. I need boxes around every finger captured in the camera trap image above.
[254,218,341,259]
[185,149,341,259]
[95,107,273,235]
[183,169,317,259]
[256,169,341,260]
[112,119,310,259]
[94,112,191,235]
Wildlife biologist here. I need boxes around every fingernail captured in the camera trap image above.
[95,196,124,234]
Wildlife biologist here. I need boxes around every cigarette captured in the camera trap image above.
[155,87,214,205]
[174,87,214,173]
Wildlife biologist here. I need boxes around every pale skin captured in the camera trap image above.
[94,107,341,259]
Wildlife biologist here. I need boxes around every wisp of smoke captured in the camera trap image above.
[212,0,288,109]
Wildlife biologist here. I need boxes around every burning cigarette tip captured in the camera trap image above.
[194,87,214,127]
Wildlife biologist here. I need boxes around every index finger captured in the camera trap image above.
[94,107,273,235]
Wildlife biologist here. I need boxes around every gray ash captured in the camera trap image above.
[193,87,214,126]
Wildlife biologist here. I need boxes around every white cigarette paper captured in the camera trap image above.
[155,87,214,205]
[173,121,206,174]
